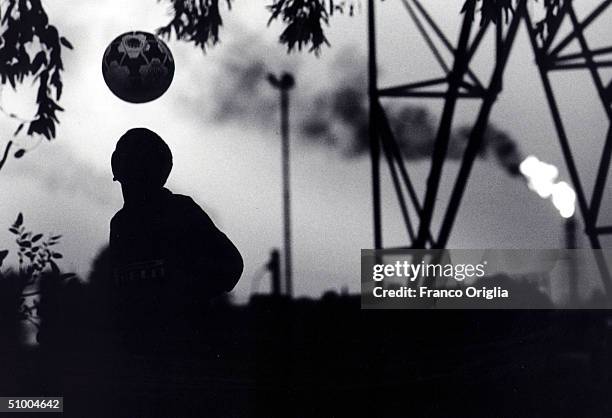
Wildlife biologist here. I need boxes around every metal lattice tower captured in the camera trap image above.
[367,0,612,259]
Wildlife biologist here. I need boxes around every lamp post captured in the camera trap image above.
[268,72,295,298]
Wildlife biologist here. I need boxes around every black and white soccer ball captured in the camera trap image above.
[102,31,175,103]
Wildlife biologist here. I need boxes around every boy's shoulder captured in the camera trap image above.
[110,207,125,229]
[110,191,204,227]
[168,192,197,207]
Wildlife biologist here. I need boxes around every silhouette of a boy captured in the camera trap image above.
[109,128,243,337]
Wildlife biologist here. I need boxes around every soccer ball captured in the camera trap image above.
[102,31,175,103]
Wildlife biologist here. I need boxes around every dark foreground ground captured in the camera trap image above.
[2,295,612,417]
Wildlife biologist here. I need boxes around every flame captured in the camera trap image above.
[551,182,576,219]
[519,155,576,218]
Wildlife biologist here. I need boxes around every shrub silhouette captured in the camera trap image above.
[0,213,73,347]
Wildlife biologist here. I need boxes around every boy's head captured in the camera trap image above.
[111,128,173,189]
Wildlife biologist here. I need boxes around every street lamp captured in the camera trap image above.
[268,72,295,298]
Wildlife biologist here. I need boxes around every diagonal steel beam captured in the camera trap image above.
[413,0,477,248]
[402,0,450,74]
[555,45,612,62]
[379,107,416,241]
[378,78,448,96]
[376,100,436,246]
[566,5,612,226]
[409,0,485,91]
[549,0,612,57]
[436,0,526,249]
[524,11,595,241]
[542,0,568,52]
[590,125,612,225]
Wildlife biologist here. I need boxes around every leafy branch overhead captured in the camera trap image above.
[266,0,360,54]
[532,0,564,39]
[157,0,233,52]
[157,0,358,54]
[0,0,72,140]
[466,0,513,25]
[467,0,565,34]
[159,0,564,54]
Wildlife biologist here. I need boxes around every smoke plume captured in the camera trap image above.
[205,34,523,176]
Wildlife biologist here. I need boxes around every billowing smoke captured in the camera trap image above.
[300,77,523,175]
[453,123,523,176]
[205,34,523,176]
[299,48,524,175]
[206,31,301,130]
[300,47,369,155]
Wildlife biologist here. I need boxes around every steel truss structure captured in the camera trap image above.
[368,0,612,256]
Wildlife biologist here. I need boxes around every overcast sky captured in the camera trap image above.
[0,0,611,300]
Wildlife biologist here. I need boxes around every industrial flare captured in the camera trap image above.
[519,155,576,218]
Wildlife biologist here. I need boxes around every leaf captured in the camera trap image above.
[14,123,24,136]
[31,234,43,243]
[49,260,60,275]
[30,51,47,74]
[55,81,62,100]
[0,249,8,266]
[14,213,23,227]
[52,252,62,259]
[14,149,26,158]
[60,37,73,49]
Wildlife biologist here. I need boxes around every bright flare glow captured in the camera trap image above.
[519,155,576,218]
[519,155,559,198]
[551,182,576,218]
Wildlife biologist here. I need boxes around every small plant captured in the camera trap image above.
[0,213,73,334]
[9,212,65,283]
